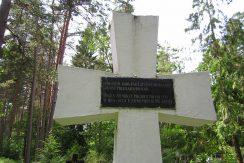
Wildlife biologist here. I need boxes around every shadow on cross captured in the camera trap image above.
[66,154,85,163]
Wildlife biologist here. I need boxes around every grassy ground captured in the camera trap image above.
[0,157,17,163]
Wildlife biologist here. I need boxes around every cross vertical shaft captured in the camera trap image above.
[111,12,162,163]
[111,12,158,78]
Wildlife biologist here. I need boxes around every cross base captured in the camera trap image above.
[113,110,162,163]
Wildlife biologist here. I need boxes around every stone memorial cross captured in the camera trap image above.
[54,12,217,163]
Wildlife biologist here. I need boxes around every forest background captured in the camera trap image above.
[0,0,243,163]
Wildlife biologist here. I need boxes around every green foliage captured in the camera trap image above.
[114,0,135,13]
[1,118,26,160]
[160,123,221,162]
[72,24,112,71]
[65,144,84,161]
[51,121,115,162]
[187,0,244,161]
[83,121,115,162]
[37,134,64,163]
[0,99,12,118]
[4,133,24,160]
[156,45,184,74]
[85,150,108,163]
[198,12,244,145]
[160,124,186,162]
[0,157,17,163]
[52,124,88,159]
[0,43,30,83]
[222,146,236,162]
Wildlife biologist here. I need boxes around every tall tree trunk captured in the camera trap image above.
[0,0,11,47]
[24,48,37,163]
[47,82,58,133]
[0,116,5,152]
[232,134,243,163]
[37,82,49,149]
[35,84,43,151]
[56,6,72,67]
[0,91,6,152]
[5,80,21,138]
[47,5,72,133]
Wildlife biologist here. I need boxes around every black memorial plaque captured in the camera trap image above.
[101,77,175,109]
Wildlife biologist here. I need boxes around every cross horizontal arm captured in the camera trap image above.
[158,72,216,126]
[54,66,216,126]
[54,66,118,125]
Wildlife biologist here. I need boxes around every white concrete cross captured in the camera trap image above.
[54,12,216,163]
